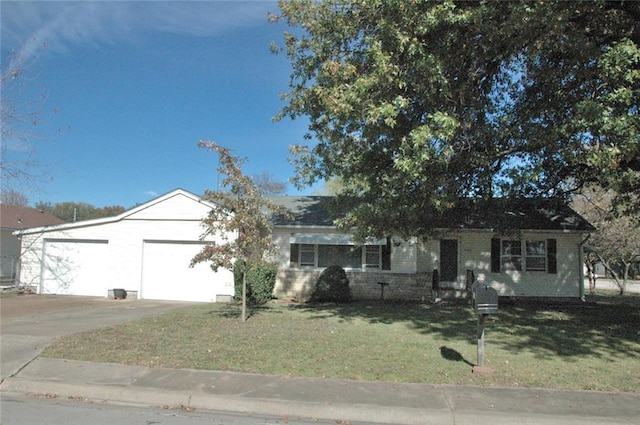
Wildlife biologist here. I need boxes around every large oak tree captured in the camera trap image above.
[273,0,639,238]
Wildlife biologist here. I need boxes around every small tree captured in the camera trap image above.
[191,140,288,321]
[1,42,59,193]
[573,187,640,295]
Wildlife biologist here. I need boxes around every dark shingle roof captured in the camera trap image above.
[267,196,338,226]
[268,196,595,232]
[432,198,595,232]
[0,205,65,230]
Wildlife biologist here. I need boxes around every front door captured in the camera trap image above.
[439,239,458,286]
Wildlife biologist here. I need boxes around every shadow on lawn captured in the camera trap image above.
[290,296,640,361]
[439,345,475,366]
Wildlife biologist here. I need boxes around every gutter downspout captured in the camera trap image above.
[579,234,591,302]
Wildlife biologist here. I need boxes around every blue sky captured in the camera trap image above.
[1,1,320,208]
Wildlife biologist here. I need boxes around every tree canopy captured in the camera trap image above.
[273,0,639,238]
[35,201,125,222]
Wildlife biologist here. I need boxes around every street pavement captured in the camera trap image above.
[592,278,640,294]
[1,294,639,425]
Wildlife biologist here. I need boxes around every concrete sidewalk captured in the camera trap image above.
[2,357,638,425]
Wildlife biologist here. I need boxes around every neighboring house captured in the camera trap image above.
[0,204,65,285]
[269,196,595,300]
[14,189,235,302]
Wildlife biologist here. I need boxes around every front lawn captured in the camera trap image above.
[42,292,640,392]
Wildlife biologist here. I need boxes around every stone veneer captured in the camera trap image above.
[275,269,434,301]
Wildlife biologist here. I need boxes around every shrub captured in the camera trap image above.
[311,265,351,303]
[233,261,277,305]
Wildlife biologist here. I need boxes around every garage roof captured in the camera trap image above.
[13,188,214,235]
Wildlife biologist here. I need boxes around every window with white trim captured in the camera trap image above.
[318,245,362,268]
[525,240,547,271]
[289,242,389,270]
[299,244,316,267]
[501,240,522,271]
[364,245,382,269]
[491,238,557,274]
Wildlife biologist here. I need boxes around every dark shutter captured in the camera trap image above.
[547,239,557,274]
[290,243,299,267]
[491,238,501,273]
[382,237,391,270]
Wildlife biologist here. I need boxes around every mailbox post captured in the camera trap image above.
[472,282,498,373]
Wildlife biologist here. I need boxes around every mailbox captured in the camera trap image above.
[472,283,498,315]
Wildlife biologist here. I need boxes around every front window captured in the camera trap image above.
[501,240,522,271]
[492,238,555,274]
[525,240,547,271]
[290,243,387,270]
[364,245,381,269]
[318,245,362,268]
[299,244,316,267]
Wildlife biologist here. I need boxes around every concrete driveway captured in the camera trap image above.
[0,294,197,382]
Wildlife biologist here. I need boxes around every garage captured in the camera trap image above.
[141,240,234,302]
[15,189,236,302]
[42,239,109,296]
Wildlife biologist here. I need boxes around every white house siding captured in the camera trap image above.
[453,231,584,298]
[271,229,293,268]
[390,237,418,273]
[16,190,235,302]
[415,238,434,274]
[272,227,329,298]
[125,193,208,220]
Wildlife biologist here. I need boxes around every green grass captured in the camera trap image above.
[42,292,640,392]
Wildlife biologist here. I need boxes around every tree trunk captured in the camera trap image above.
[620,262,630,296]
[241,270,247,322]
[596,252,626,295]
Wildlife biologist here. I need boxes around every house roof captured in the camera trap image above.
[431,198,596,232]
[0,205,65,230]
[268,196,595,232]
[268,196,339,227]
[13,188,215,235]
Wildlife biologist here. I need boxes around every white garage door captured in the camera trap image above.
[141,241,234,302]
[42,239,110,296]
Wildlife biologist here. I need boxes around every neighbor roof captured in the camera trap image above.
[268,196,595,232]
[0,205,65,230]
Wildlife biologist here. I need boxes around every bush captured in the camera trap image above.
[311,265,351,303]
[233,261,277,306]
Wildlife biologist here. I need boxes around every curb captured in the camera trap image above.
[1,377,451,425]
[1,376,632,425]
